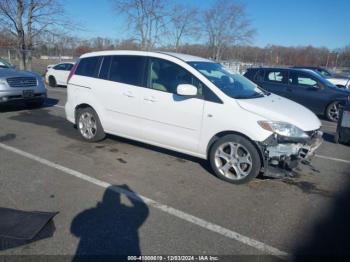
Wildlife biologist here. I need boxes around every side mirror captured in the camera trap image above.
[311,83,322,90]
[176,84,198,96]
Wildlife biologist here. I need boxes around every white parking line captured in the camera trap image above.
[0,142,288,258]
[315,154,350,164]
[46,88,67,93]
[321,124,337,128]
[44,103,64,109]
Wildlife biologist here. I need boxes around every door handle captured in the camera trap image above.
[123,91,134,98]
[144,96,157,102]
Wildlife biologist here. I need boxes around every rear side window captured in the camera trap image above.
[53,64,66,70]
[265,70,287,83]
[243,69,257,80]
[75,57,102,77]
[255,69,264,82]
[109,56,146,86]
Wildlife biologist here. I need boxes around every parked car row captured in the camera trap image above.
[244,67,350,122]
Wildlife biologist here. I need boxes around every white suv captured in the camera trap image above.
[65,51,322,184]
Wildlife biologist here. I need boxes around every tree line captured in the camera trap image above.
[1,0,349,70]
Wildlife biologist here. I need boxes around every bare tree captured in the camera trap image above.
[0,0,69,70]
[113,0,167,50]
[204,0,255,61]
[167,4,199,52]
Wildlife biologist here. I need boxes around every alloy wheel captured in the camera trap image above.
[78,112,97,140]
[214,142,253,181]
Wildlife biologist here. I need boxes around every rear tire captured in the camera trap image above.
[209,134,261,184]
[76,107,105,142]
[48,76,57,87]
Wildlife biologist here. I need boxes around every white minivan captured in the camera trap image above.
[65,51,322,184]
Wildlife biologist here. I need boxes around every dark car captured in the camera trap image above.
[244,67,350,122]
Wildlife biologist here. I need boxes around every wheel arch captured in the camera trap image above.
[206,130,265,169]
[75,103,96,124]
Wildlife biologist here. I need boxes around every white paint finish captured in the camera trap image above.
[140,87,205,152]
[0,142,288,258]
[237,94,321,132]
[45,62,75,86]
[66,51,321,159]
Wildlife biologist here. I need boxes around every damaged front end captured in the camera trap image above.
[257,130,323,177]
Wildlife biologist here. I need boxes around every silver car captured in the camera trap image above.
[0,68,47,107]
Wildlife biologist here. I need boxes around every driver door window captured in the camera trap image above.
[147,58,202,95]
[289,72,318,88]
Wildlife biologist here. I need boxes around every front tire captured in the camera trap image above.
[326,101,340,122]
[76,107,105,142]
[209,134,261,184]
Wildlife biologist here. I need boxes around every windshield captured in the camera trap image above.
[316,69,332,77]
[188,62,265,99]
[0,59,11,69]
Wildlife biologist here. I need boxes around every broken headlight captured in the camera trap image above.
[258,121,309,138]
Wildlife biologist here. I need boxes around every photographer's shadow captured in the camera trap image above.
[71,185,149,261]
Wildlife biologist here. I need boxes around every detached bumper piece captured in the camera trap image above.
[258,130,323,178]
[0,207,58,251]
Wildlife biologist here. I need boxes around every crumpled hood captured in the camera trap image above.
[0,69,39,78]
[237,94,321,131]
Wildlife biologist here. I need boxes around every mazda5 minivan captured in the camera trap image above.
[65,51,322,184]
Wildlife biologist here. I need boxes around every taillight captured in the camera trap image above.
[67,63,78,83]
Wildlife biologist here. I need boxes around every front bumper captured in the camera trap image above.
[257,130,323,176]
[0,89,47,104]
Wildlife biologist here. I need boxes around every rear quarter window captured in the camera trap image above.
[75,56,102,78]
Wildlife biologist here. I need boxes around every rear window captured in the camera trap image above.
[75,57,102,77]
[108,56,146,86]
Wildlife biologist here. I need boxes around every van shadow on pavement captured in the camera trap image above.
[71,185,149,261]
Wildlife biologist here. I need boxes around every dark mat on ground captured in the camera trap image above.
[0,207,58,251]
